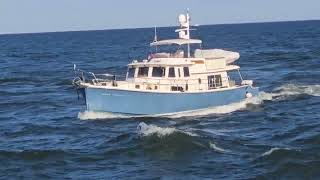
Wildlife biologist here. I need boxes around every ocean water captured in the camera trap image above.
[1,21,320,179]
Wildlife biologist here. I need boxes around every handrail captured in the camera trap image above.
[74,67,126,83]
[95,73,126,78]
[86,76,237,86]
[133,79,231,86]
[72,64,242,89]
[88,72,97,81]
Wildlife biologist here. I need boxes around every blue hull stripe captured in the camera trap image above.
[85,86,259,115]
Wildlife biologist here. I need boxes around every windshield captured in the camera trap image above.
[150,44,201,58]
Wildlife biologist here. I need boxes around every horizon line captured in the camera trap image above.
[0,19,319,36]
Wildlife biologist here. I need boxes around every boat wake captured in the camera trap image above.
[78,111,133,120]
[272,84,320,98]
[78,84,319,120]
[163,92,272,118]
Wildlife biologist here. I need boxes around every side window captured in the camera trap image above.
[183,67,190,77]
[168,67,175,77]
[171,86,184,91]
[138,67,149,77]
[152,67,165,77]
[127,67,135,78]
[178,68,181,77]
[208,75,222,89]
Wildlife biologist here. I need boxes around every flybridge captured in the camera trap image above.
[150,39,202,46]
[150,11,198,57]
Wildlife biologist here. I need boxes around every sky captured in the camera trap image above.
[1,0,320,34]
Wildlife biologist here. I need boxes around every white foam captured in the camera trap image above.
[261,147,291,157]
[137,122,197,137]
[78,111,133,120]
[209,142,229,153]
[273,84,320,97]
[187,84,320,119]
[77,111,170,120]
[137,122,176,137]
[165,92,272,118]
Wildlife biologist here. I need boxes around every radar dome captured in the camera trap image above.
[178,14,187,24]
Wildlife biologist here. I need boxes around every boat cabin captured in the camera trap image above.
[122,37,243,92]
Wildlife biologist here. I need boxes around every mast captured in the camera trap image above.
[153,26,158,42]
[186,11,190,58]
[153,26,158,52]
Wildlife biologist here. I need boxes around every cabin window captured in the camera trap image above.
[171,86,184,91]
[208,75,222,89]
[152,67,165,77]
[228,71,242,85]
[178,68,181,77]
[127,67,135,78]
[183,67,190,77]
[168,67,175,77]
[138,67,149,77]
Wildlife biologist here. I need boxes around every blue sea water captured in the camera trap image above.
[0,21,320,179]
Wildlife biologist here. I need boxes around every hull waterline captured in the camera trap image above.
[84,86,259,115]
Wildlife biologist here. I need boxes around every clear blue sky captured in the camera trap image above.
[1,0,320,34]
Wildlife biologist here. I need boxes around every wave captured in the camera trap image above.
[209,142,230,153]
[7,52,59,59]
[136,123,232,154]
[78,111,134,120]
[137,122,197,138]
[135,123,230,154]
[261,147,292,157]
[0,77,43,84]
[0,149,69,160]
[272,84,320,97]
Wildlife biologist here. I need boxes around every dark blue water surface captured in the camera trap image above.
[1,21,320,179]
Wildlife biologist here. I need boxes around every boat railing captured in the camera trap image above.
[134,77,230,85]
[74,67,126,85]
[127,77,237,91]
[73,66,240,91]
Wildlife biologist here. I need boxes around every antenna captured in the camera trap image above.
[186,8,190,39]
[186,9,190,58]
[153,26,158,52]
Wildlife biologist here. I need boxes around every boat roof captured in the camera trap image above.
[128,60,194,67]
[150,39,202,46]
